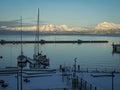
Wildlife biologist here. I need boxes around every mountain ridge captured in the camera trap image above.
[0,22,120,34]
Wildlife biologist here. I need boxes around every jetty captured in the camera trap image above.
[0,39,108,44]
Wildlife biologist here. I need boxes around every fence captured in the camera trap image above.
[59,65,120,73]
[79,68,120,73]
[72,77,97,90]
[31,88,69,90]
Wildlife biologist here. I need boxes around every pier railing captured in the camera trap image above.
[59,65,120,73]
[71,76,97,90]
[31,88,69,90]
[78,68,120,73]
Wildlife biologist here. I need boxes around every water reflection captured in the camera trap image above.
[0,35,120,70]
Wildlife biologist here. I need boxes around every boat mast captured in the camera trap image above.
[37,8,40,54]
[21,16,23,55]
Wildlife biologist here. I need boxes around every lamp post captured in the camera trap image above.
[72,58,78,88]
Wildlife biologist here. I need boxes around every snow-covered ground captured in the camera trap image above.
[0,69,120,90]
[0,70,68,90]
[78,72,120,90]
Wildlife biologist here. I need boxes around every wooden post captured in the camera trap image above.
[95,87,97,90]
[0,56,3,59]
[87,68,88,72]
[64,88,68,90]
[90,84,92,90]
[78,65,80,72]
[74,58,77,77]
[80,78,82,90]
[17,72,19,90]
[112,71,114,90]
[60,64,62,71]
[85,81,87,90]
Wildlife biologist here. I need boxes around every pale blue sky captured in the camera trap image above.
[0,0,120,27]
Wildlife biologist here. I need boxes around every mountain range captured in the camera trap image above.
[0,22,120,34]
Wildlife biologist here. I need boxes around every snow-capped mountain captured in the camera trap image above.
[95,22,120,30]
[0,22,120,34]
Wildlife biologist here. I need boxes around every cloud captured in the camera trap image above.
[0,20,20,27]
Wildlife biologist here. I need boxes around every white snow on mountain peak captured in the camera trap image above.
[95,22,120,30]
[0,22,120,34]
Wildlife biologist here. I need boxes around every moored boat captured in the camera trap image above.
[112,43,120,53]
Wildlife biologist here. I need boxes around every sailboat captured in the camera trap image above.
[29,8,49,69]
[17,16,27,68]
[17,16,27,90]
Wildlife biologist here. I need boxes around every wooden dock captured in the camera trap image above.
[0,39,108,44]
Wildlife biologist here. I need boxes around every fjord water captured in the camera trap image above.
[0,34,120,70]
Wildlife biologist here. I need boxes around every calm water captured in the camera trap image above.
[0,34,120,70]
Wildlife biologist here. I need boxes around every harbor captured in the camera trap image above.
[0,1,120,89]
[0,34,120,90]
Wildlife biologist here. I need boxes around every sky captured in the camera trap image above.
[0,0,120,29]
